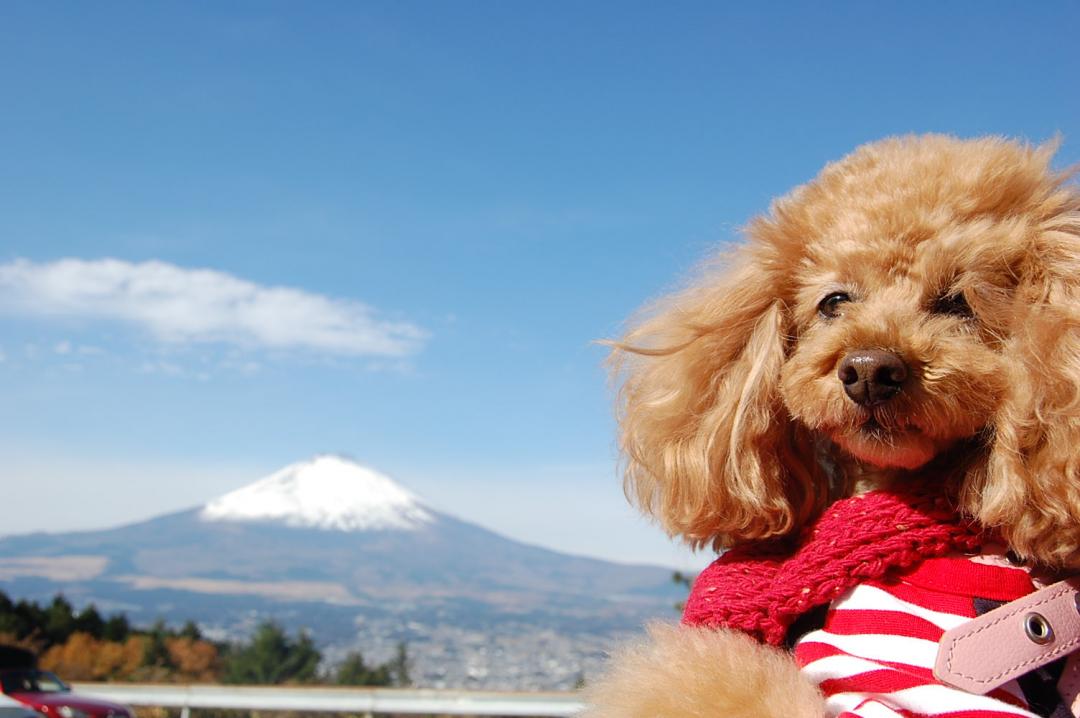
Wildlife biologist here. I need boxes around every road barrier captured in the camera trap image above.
[72,683,585,717]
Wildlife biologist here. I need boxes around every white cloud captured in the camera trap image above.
[0,258,427,357]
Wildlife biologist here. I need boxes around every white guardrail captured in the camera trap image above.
[72,683,586,717]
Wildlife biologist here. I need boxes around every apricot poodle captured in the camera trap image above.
[590,135,1080,717]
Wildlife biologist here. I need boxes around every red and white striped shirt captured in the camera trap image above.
[793,551,1043,718]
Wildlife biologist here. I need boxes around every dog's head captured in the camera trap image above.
[613,135,1080,566]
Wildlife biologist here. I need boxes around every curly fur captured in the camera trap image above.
[611,134,1080,566]
[591,135,1080,717]
[581,623,825,718]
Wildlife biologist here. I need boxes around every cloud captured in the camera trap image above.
[0,258,427,357]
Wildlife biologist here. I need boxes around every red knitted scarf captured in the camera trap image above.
[682,485,985,646]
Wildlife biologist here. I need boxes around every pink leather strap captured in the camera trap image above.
[934,578,1080,695]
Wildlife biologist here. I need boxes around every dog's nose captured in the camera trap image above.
[837,350,908,406]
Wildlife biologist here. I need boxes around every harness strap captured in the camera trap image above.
[934,578,1080,707]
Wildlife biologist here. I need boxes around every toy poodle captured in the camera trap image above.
[589,135,1080,717]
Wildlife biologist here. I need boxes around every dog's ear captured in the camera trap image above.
[964,158,1080,567]
[610,244,816,550]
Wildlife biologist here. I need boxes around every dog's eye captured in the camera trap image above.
[818,292,851,319]
[932,291,974,319]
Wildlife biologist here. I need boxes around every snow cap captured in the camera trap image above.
[200,455,432,531]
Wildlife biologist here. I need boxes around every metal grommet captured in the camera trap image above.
[1024,612,1054,645]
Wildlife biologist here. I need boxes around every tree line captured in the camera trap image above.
[0,591,409,686]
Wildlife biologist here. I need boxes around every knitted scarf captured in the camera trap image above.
[681,484,985,646]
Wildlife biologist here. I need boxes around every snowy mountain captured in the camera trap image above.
[200,455,433,531]
[0,457,682,688]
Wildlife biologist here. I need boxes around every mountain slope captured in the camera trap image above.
[0,456,679,620]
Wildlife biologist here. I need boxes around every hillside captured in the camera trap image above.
[0,456,682,688]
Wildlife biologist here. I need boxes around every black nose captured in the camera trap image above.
[837,350,908,406]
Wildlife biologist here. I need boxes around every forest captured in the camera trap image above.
[0,591,410,686]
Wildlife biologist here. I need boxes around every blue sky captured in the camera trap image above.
[1,2,1078,569]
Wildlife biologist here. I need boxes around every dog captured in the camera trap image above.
[588,135,1080,717]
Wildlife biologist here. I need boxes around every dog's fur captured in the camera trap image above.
[588,135,1080,717]
[585,623,825,718]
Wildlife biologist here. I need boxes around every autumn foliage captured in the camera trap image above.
[39,634,146,681]
[1,591,409,686]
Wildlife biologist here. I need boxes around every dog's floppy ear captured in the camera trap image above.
[965,159,1080,568]
[610,243,815,550]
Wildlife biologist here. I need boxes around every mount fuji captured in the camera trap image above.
[0,456,682,687]
[200,456,435,531]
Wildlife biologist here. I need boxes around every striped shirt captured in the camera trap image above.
[793,551,1044,718]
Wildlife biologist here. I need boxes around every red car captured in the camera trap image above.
[0,670,132,718]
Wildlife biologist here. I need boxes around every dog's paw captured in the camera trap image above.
[581,622,824,718]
